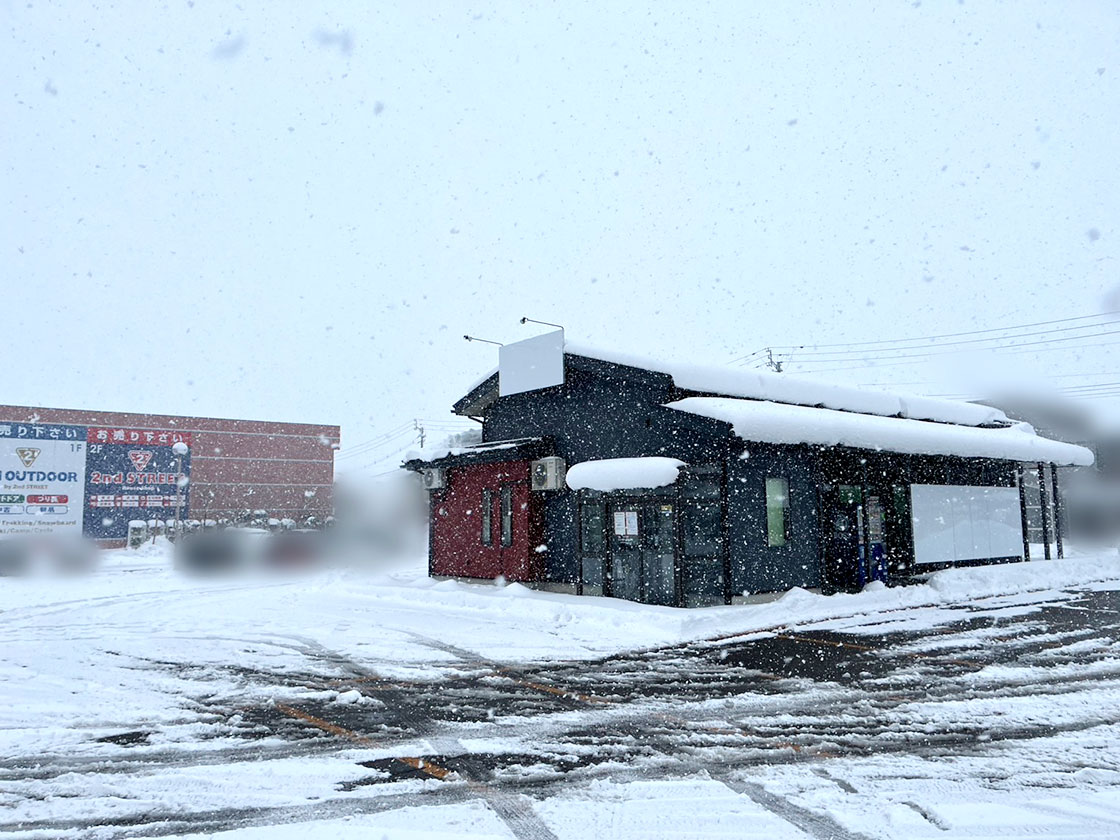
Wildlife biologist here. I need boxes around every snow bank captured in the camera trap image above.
[566,457,687,491]
[666,397,1094,466]
[564,342,1010,428]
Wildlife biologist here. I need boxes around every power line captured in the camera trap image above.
[792,337,1120,374]
[337,426,418,459]
[776,318,1120,360]
[858,371,1120,387]
[356,439,425,472]
[338,417,476,460]
[338,431,415,459]
[339,421,414,451]
[770,309,1120,351]
[726,348,771,366]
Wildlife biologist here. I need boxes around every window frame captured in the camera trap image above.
[480,488,493,546]
[765,476,792,547]
[499,484,513,547]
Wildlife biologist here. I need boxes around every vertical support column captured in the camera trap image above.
[1017,464,1031,562]
[575,499,584,597]
[719,461,733,606]
[603,502,614,599]
[859,462,873,588]
[1037,462,1052,561]
[672,483,685,608]
[1050,463,1065,560]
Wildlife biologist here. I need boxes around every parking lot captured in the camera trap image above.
[2,550,1119,839]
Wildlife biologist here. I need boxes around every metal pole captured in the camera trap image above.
[1017,464,1031,562]
[1037,462,1052,560]
[1050,463,1065,559]
[173,453,183,543]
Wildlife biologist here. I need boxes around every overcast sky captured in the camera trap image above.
[4,1,1117,472]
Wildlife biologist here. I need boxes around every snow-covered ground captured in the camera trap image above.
[2,542,1119,838]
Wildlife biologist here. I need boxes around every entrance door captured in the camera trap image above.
[609,502,676,606]
[821,485,887,593]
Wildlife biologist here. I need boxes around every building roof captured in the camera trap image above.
[454,341,1013,429]
[447,340,1093,465]
[403,437,553,470]
[563,342,1010,428]
[666,397,1095,466]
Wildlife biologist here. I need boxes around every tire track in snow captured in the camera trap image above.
[257,634,562,840]
[717,775,875,840]
[0,787,475,839]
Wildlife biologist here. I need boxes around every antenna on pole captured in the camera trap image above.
[463,335,504,346]
[520,317,565,331]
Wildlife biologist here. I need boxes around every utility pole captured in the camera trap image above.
[765,347,784,373]
[414,419,426,449]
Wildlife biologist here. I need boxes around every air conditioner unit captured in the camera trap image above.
[531,457,566,491]
[421,468,446,491]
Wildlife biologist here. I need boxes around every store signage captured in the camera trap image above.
[0,423,88,537]
[83,428,192,540]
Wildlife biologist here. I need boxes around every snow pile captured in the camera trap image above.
[564,342,1010,427]
[666,397,1094,466]
[566,457,687,491]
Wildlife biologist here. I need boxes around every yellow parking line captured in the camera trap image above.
[273,702,454,780]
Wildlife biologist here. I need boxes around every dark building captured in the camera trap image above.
[406,337,1093,607]
[1,404,339,544]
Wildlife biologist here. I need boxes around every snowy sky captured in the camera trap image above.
[3,1,1118,471]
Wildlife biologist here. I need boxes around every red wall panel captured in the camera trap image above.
[191,457,334,486]
[429,460,543,582]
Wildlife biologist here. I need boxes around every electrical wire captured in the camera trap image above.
[770,309,1120,351]
[791,337,1120,374]
[777,326,1120,364]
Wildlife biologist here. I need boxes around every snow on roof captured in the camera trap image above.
[666,397,1095,466]
[406,436,541,465]
[566,457,687,492]
[563,342,1009,428]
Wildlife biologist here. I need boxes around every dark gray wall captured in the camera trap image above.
[727,446,822,594]
[482,360,731,583]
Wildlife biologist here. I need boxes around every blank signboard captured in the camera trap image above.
[499,330,565,397]
[911,484,1024,566]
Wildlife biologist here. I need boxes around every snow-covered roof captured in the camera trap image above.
[405,437,545,465]
[665,397,1095,466]
[566,457,687,492]
[564,342,1010,428]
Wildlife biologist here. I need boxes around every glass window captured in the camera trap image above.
[682,502,722,556]
[500,485,513,547]
[580,501,605,555]
[481,489,493,545]
[766,477,791,547]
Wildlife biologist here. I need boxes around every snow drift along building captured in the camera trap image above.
[0,404,339,543]
[406,335,1093,607]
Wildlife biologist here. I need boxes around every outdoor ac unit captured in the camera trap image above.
[531,457,566,491]
[421,468,446,491]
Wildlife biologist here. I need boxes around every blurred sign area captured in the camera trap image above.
[498,330,564,397]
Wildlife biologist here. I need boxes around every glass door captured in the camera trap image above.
[608,502,677,606]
